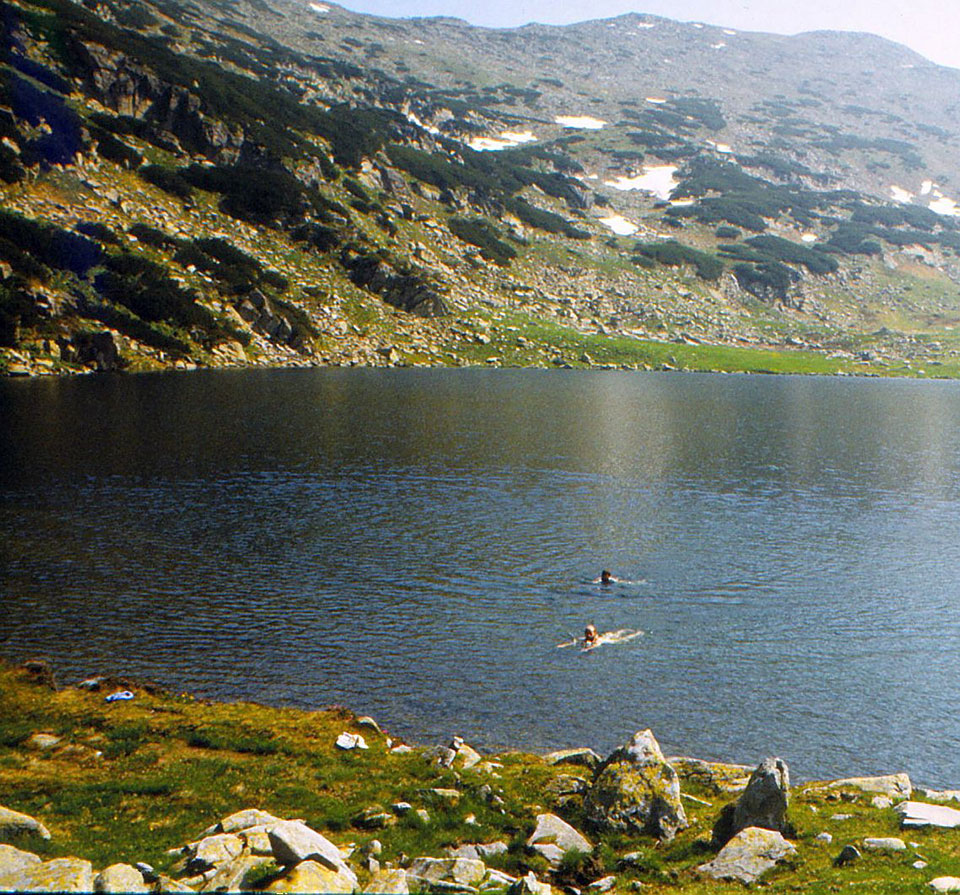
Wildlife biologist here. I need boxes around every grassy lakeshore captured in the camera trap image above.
[2,659,960,892]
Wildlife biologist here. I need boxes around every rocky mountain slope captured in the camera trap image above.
[3,0,960,376]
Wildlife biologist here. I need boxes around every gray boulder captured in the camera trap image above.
[863,837,906,851]
[94,863,149,893]
[526,814,591,867]
[267,821,356,883]
[266,859,356,893]
[712,757,790,846]
[583,729,687,840]
[834,844,861,866]
[202,854,274,892]
[0,806,51,843]
[206,808,284,836]
[0,857,93,893]
[697,826,796,884]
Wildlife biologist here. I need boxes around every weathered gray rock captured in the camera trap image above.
[544,748,602,773]
[266,859,356,893]
[363,869,408,894]
[353,805,396,830]
[814,832,833,844]
[872,796,894,810]
[918,789,960,804]
[526,814,591,867]
[584,730,687,841]
[94,863,149,893]
[863,837,907,851]
[239,826,274,856]
[485,869,517,888]
[0,857,93,892]
[419,788,461,808]
[187,833,244,873]
[713,757,790,846]
[897,802,960,829]
[506,871,552,895]
[406,857,486,888]
[697,826,796,884]
[448,842,507,861]
[930,878,960,893]
[0,806,51,842]
[825,774,912,799]
[267,821,356,882]
[0,844,40,876]
[586,876,616,892]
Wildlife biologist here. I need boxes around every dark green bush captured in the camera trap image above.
[140,165,193,200]
[633,240,723,280]
[449,217,517,265]
[0,210,101,276]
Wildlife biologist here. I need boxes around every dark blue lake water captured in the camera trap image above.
[2,368,960,784]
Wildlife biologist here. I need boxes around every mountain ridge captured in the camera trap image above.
[2,0,960,377]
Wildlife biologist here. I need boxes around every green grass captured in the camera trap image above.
[5,661,960,893]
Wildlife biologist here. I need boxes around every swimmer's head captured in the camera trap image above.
[584,624,598,641]
[600,570,612,583]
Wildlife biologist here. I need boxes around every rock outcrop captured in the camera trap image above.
[584,729,687,840]
[897,802,960,829]
[0,856,93,893]
[712,757,790,846]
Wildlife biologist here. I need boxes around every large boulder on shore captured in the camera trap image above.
[266,859,356,893]
[583,730,687,840]
[267,821,356,883]
[94,862,149,893]
[0,845,40,877]
[712,757,790,846]
[697,826,796,884]
[406,856,486,889]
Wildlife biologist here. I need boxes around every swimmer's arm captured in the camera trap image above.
[556,638,579,649]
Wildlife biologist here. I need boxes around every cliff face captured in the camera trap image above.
[2,0,960,378]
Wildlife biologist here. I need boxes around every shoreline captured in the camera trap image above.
[3,658,960,892]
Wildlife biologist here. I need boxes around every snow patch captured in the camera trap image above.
[669,198,696,207]
[636,22,655,29]
[406,112,440,136]
[555,115,606,130]
[921,180,935,196]
[723,29,737,35]
[692,23,704,29]
[801,233,818,243]
[711,42,727,50]
[468,131,537,152]
[645,96,667,104]
[308,2,330,12]
[930,196,960,216]
[890,185,914,203]
[599,214,639,236]
[605,165,678,200]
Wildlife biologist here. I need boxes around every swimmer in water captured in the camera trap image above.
[598,570,617,585]
[557,624,601,650]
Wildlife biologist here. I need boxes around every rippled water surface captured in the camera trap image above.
[3,368,960,783]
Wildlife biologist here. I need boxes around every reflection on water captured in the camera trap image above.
[2,369,960,783]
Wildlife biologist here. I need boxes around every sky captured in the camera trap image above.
[337,0,960,70]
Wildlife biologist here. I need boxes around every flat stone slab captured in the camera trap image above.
[823,774,912,799]
[930,878,960,893]
[697,826,796,884]
[863,837,907,851]
[363,869,409,894]
[897,802,960,829]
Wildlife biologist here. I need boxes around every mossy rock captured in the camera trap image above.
[583,730,687,841]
